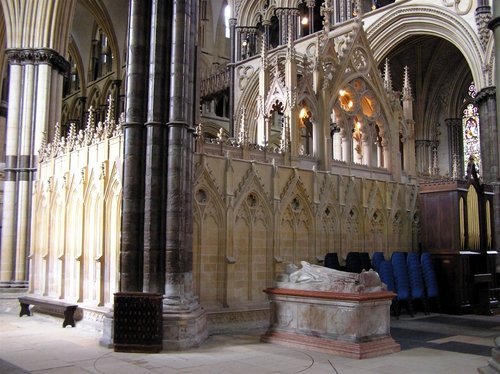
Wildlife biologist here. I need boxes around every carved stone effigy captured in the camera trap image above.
[261,262,400,359]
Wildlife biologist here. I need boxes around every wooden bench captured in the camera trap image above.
[18,295,79,328]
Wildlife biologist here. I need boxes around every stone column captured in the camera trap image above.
[377,142,384,168]
[276,9,284,46]
[257,47,269,146]
[446,118,463,178]
[0,60,22,286]
[263,20,271,50]
[416,140,432,175]
[332,131,342,160]
[228,18,236,136]
[402,120,416,176]
[120,0,150,292]
[164,0,207,350]
[431,140,439,176]
[0,49,68,287]
[311,116,325,163]
[475,87,498,182]
[362,132,372,167]
[340,129,350,163]
[77,96,87,131]
[112,80,122,122]
[143,0,171,294]
[276,8,299,45]
[306,0,315,34]
[488,0,500,264]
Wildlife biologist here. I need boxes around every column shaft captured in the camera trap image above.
[0,64,21,283]
[476,88,498,181]
[120,0,150,292]
[165,0,197,307]
[228,18,236,136]
[143,0,172,294]
[16,61,34,283]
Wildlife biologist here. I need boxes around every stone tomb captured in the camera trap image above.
[261,262,400,359]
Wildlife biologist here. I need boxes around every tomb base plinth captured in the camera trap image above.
[261,288,400,359]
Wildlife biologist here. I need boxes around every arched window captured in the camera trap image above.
[90,27,113,81]
[462,83,481,174]
[299,107,313,155]
[63,54,80,97]
[268,101,284,148]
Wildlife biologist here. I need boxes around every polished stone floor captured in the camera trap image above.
[0,295,498,374]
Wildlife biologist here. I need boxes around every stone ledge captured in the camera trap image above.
[261,331,400,359]
[264,288,396,301]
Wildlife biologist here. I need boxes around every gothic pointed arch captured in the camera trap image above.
[233,162,272,216]
[365,181,388,253]
[193,158,226,307]
[279,169,315,265]
[31,180,51,294]
[65,171,85,302]
[367,4,487,89]
[102,160,121,306]
[317,176,341,257]
[231,165,274,304]
[1,1,76,53]
[342,177,363,254]
[81,167,103,305]
[296,58,319,117]
[264,57,289,114]
[388,183,410,252]
[326,26,395,150]
[67,36,86,96]
[48,176,68,298]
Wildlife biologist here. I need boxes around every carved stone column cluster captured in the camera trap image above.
[0,48,69,287]
[416,140,439,176]
[276,8,300,45]
[237,27,258,60]
[120,0,206,349]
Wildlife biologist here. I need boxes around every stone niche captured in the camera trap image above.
[261,262,400,359]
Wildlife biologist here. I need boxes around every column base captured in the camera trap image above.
[162,305,208,350]
[99,311,114,348]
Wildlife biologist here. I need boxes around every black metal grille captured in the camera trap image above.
[113,292,163,352]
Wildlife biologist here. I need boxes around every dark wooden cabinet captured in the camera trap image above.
[418,171,497,314]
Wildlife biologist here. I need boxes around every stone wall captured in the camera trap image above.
[193,148,418,309]
[29,133,418,313]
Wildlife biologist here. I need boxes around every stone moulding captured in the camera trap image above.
[261,287,400,359]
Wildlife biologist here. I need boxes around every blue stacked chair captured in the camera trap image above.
[421,252,440,311]
[324,252,341,270]
[407,252,428,315]
[360,252,371,271]
[345,252,363,273]
[371,251,385,272]
[378,260,397,314]
[391,252,414,317]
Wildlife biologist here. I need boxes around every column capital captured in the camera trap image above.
[474,86,496,104]
[6,48,70,76]
[444,117,461,127]
[488,16,500,30]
